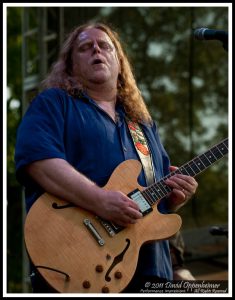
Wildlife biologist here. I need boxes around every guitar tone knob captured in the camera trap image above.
[106,254,111,260]
[95,265,103,272]
[114,271,122,279]
[82,280,91,289]
[102,286,110,293]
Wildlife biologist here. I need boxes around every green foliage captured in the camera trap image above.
[7,7,22,99]
[180,161,228,228]
[7,7,22,186]
[7,7,24,293]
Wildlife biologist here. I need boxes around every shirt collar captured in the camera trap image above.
[78,91,125,117]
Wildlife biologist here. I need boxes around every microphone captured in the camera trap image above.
[209,226,228,237]
[194,28,228,42]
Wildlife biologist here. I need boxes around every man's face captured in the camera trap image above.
[72,28,120,87]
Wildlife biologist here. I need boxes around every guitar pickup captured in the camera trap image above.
[128,189,153,216]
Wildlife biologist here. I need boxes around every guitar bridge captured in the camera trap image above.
[83,219,105,246]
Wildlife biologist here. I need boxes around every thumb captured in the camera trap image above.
[169,165,178,172]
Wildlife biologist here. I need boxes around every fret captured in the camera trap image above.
[142,181,171,205]
[151,184,165,199]
[212,142,228,157]
[142,189,157,205]
[218,143,228,155]
[154,180,172,199]
[212,147,224,159]
[177,166,190,176]
[158,180,172,194]
[179,163,196,176]
[143,178,173,203]
[204,149,217,163]
[154,177,170,194]
[146,187,160,202]
[142,138,228,206]
[191,157,206,173]
[199,153,211,167]
[222,139,228,150]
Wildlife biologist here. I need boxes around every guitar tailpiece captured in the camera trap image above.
[35,265,70,281]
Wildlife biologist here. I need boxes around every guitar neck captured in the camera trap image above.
[142,138,228,206]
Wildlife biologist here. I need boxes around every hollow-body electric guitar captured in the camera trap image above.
[24,138,228,293]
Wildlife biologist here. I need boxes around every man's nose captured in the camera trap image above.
[93,42,101,53]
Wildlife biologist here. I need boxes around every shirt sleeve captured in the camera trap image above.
[14,88,66,187]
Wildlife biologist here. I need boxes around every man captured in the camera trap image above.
[15,22,198,293]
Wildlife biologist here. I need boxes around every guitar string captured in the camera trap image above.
[141,140,228,206]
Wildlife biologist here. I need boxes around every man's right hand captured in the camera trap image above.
[97,189,143,227]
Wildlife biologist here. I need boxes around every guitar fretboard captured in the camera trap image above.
[141,138,228,206]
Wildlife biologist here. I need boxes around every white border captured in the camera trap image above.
[4,2,232,7]
[3,2,232,298]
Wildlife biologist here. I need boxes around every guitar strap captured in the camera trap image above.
[126,118,156,186]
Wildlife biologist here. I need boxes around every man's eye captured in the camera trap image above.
[78,41,114,52]
[78,43,92,52]
[99,42,113,51]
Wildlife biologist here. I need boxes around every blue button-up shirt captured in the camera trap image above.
[15,87,173,280]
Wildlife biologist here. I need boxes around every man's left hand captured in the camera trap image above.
[165,166,198,211]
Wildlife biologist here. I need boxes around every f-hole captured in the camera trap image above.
[105,239,130,282]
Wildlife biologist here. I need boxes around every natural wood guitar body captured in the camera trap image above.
[24,159,182,293]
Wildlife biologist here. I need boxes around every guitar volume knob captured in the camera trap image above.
[102,286,110,293]
[115,271,122,279]
[82,280,91,289]
[95,265,103,272]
